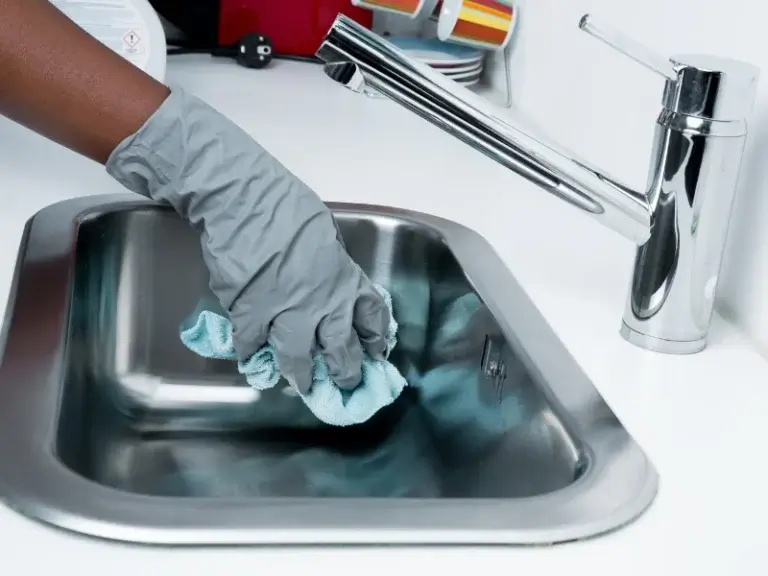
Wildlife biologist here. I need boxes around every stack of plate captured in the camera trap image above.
[386,36,484,87]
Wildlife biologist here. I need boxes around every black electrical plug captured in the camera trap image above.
[233,33,274,69]
[209,33,274,69]
[170,32,321,67]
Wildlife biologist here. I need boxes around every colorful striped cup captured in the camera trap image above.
[351,0,438,19]
[437,0,517,51]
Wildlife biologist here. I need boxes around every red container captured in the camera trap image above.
[218,0,374,57]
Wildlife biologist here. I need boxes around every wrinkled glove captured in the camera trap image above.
[105,87,390,394]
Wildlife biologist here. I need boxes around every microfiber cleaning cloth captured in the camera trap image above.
[178,285,408,427]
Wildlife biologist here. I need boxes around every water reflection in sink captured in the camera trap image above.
[59,208,582,500]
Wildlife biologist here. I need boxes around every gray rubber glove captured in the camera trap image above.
[105,87,390,394]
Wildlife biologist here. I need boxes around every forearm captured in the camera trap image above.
[0,0,170,164]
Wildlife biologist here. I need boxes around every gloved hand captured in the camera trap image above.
[105,87,390,394]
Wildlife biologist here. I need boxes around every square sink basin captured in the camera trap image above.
[0,195,657,545]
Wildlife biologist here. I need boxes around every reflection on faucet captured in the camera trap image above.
[317,14,760,355]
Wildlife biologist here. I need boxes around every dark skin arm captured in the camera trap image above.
[0,0,170,164]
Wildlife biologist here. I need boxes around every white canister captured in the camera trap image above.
[49,0,167,82]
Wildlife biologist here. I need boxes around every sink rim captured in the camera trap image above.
[0,194,658,546]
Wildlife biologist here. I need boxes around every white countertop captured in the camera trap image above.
[1,57,767,574]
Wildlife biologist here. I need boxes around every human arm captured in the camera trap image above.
[0,0,390,393]
[0,0,170,163]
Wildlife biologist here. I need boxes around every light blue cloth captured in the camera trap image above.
[178,285,408,427]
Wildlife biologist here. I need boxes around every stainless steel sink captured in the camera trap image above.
[0,194,658,545]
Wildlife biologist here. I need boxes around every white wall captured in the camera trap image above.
[498,0,768,352]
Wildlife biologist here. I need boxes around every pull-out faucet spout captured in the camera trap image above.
[317,14,759,354]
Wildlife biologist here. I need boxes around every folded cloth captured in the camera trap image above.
[179,285,408,427]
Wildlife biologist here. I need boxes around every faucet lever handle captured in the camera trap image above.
[579,13,760,122]
[578,14,677,81]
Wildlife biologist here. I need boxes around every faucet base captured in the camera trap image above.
[620,323,706,355]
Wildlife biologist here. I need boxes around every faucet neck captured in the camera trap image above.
[318,16,652,244]
[317,14,758,355]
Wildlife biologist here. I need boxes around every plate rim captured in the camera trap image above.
[386,35,484,65]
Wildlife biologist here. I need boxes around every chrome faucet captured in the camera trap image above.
[316,13,760,355]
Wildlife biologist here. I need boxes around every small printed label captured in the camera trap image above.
[50,0,151,72]
[123,30,141,48]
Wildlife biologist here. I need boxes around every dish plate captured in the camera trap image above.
[387,36,483,66]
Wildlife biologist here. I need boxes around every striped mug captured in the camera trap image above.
[437,0,518,51]
[351,0,439,19]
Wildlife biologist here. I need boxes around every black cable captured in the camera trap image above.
[166,46,232,56]
[166,33,322,68]
[167,46,321,64]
